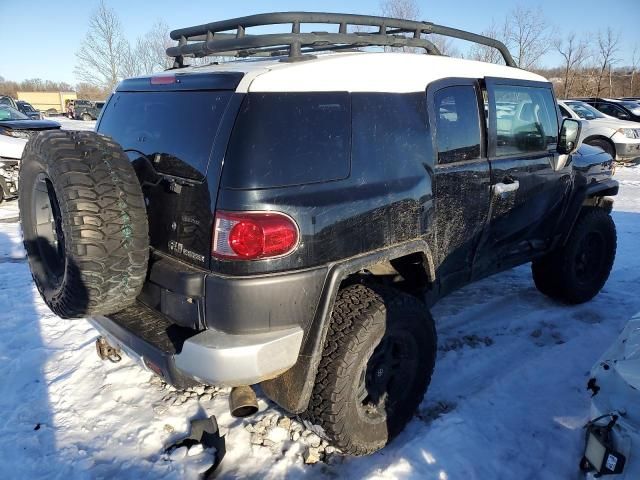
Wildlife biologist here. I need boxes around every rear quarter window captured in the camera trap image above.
[222,92,351,189]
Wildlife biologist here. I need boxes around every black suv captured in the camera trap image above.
[73,100,104,121]
[18,13,618,456]
[573,97,640,122]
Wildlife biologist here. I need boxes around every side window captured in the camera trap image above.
[492,85,559,157]
[559,105,572,118]
[597,103,625,119]
[434,85,481,164]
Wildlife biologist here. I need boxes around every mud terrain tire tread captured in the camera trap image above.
[304,283,436,456]
[19,130,149,318]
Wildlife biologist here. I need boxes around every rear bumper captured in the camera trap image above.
[90,300,304,387]
[175,326,303,386]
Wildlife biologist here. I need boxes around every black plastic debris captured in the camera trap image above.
[165,415,226,478]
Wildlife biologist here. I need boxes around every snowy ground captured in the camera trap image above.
[44,116,96,131]
[1,153,639,478]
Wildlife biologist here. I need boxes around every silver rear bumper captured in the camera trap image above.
[174,326,303,386]
[89,314,303,387]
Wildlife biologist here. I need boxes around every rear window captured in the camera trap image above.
[223,92,351,189]
[98,91,233,179]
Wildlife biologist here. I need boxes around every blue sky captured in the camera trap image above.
[1,0,638,84]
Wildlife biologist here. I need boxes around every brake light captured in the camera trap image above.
[150,74,176,85]
[212,211,299,260]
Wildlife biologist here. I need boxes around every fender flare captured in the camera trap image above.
[260,239,436,413]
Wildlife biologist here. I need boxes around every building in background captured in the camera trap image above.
[16,91,77,115]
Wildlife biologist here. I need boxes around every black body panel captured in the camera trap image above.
[93,71,617,413]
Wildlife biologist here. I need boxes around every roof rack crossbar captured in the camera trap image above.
[166,12,515,67]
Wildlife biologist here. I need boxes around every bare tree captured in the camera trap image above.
[379,0,422,53]
[468,21,505,64]
[595,28,620,96]
[380,0,420,21]
[134,21,174,73]
[503,6,553,69]
[554,33,590,98]
[74,1,128,90]
[630,45,639,96]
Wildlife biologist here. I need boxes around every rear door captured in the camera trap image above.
[475,78,570,276]
[97,73,242,268]
[428,78,492,294]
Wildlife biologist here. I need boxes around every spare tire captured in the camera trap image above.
[19,130,149,318]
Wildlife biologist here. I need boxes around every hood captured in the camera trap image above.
[587,117,640,131]
[0,119,61,130]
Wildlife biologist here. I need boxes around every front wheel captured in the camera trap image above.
[532,208,616,304]
[81,113,92,121]
[586,138,616,159]
[304,284,437,456]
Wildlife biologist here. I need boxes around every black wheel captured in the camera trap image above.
[532,208,616,304]
[586,139,616,159]
[304,284,437,456]
[82,113,92,121]
[0,181,5,204]
[19,130,149,318]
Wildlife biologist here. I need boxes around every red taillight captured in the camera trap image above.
[212,211,299,260]
[150,74,176,85]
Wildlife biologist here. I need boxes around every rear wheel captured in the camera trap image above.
[82,113,92,121]
[19,130,149,318]
[532,208,616,304]
[304,284,436,455]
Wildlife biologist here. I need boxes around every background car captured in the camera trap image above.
[74,100,104,121]
[15,100,42,120]
[0,105,60,201]
[573,97,640,123]
[0,95,17,109]
[558,99,640,162]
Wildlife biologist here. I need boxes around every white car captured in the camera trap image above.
[582,312,640,478]
[0,105,60,202]
[558,100,640,162]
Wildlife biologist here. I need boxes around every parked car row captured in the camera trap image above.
[0,105,60,202]
[560,98,640,162]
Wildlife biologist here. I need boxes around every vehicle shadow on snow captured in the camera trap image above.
[0,228,65,477]
[0,227,162,478]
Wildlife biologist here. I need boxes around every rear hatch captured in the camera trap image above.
[97,72,243,269]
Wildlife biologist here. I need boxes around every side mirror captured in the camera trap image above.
[558,118,581,155]
[619,112,630,120]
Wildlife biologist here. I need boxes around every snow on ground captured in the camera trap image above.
[1,165,640,479]
[44,116,96,132]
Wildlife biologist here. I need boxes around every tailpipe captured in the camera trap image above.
[229,385,258,418]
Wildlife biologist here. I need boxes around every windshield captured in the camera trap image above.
[0,105,29,121]
[619,101,640,115]
[565,102,606,120]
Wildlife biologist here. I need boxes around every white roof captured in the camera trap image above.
[181,52,547,93]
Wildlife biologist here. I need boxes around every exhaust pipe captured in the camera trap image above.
[229,385,258,417]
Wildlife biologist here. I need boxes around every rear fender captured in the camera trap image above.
[260,239,435,413]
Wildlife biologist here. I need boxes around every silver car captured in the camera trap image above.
[558,100,640,162]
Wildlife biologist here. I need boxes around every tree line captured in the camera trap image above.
[2,0,638,101]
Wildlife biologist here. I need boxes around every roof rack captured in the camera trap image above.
[166,12,516,68]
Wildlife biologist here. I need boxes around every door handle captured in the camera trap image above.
[493,180,520,197]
